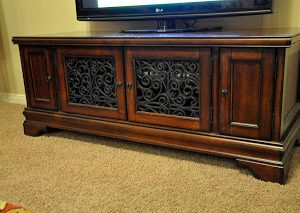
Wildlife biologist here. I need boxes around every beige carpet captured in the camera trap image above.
[0,102,299,213]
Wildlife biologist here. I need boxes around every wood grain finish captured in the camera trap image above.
[236,159,286,184]
[23,109,282,162]
[23,120,49,136]
[21,47,57,110]
[280,42,300,139]
[12,37,292,47]
[211,48,220,133]
[273,48,285,141]
[220,48,275,140]
[23,108,300,184]
[14,30,300,184]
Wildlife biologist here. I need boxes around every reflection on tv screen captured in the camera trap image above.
[97,0,221,8]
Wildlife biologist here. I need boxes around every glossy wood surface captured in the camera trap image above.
[273,48,286,141]
[236,159,286,184]
[20,47,57,110]
[12,28,300,48]
[14,30,300,184]
[23,109,283,162]
[23,108,300,184]
[220,48,275,140]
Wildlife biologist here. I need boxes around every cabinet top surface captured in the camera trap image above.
[13,28,300,47]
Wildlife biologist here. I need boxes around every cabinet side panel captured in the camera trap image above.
[281,43,300,138]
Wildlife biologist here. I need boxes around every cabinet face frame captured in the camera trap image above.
[125,47,212,131]
[56,47,126,120]
[219,48,275,140]
[21,46,57,110]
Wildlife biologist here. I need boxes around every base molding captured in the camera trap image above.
[23,121,49,136]
[236,159,286,184]
[22,108,300,184]
[0,93,26,105]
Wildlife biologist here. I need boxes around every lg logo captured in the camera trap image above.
[155,8,164,13]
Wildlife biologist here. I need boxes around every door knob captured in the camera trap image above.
[116,82,122,88]
[126,82,133,88]
[46,75,52,83]
[221,89,229,98]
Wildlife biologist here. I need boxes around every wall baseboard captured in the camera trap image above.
[0,93,27,105]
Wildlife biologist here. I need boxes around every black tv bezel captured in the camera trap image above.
[75,0,273,21]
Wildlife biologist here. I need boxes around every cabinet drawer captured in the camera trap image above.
[219,48,275,140]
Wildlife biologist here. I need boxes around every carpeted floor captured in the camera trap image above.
[0,102,299,213]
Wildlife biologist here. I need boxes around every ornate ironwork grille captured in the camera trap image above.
[135,58,200,118]
[64,56,117,108]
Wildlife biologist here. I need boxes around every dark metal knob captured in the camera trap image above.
[221,89,229,98]
[126,82,133,89]
[46,75,52,83]
[116,82,122,88]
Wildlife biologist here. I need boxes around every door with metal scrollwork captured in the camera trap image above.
[56,47,126,120]
[125,47,211,131]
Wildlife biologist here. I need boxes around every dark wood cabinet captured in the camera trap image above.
[219,48,275,140]
[13,29,300,184]
[20,47,57,110]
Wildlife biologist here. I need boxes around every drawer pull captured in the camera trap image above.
[126,82,133,88]
[116,82,122,88]
[46,75,52,83]
[222,89,229,97]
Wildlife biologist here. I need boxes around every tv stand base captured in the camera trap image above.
[13,30,300,184]
[23,108,300,184]
[237,159,287,184]
[23,121,49,137]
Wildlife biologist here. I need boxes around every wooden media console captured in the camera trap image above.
[13,29,300,184]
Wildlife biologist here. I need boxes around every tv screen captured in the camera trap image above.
[91,0,225,8]
[76,0,273,21]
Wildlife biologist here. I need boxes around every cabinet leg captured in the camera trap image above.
[236,159,287,184]
[23,121,49,137]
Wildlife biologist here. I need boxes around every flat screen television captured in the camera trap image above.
[75,0,273,32]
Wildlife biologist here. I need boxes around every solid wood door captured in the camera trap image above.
[125,47,211,131]
[21,47,57,110]
[219,48,275,140]
[56,47,126,120]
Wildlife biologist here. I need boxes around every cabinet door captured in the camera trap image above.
[219,48,275,140]
[56,47,126,120]
[21,47,57,110]
[125,47,211,131]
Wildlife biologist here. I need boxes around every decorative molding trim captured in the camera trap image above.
[0,93,26,105]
